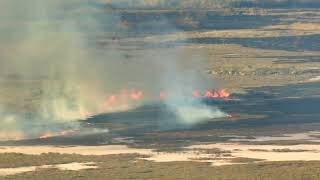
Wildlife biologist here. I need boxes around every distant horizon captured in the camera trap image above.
[100,0,320,9]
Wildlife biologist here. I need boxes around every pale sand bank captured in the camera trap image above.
[1,143,320,167]
[308,76,320,82]
[188,143,320,162]
[0,162,97,176]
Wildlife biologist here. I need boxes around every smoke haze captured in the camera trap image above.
[0,0,225,140]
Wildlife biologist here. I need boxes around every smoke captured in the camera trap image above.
[0,0,226,140]
[154,46,227,127]
[0,0,112,139]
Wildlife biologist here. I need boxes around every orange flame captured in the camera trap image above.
[205,91,215,98]
[131,90,143,100]
[39,133,53,139]
[100,88,231,112]
[216,88,231,98]
[204,89,231,99]
[192,90,201,98]
[39,127,81,139]
[59,130,70,136]
[59,127,81,136]
[160,91,166,99]
[108,95,117,104]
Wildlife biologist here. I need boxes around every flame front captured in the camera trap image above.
[38,88,231,139]
[39,133,53,139]
[98,88,231,115]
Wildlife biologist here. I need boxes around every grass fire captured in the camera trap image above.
[1,0,318,179]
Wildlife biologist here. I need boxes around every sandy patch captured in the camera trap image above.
[267,23,320,31]
[211,160,244,166]
[2,142,320,167]
[0,162,97,176]
[308,76,320,82]
[0,166,38,176]
[53,162,97,171]
[188,143,320,162]
[144,151,227,163]
[0,145,230,165]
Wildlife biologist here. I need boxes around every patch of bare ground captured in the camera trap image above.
[264,22,320,31]
[188,143,320,163]
[0,162,97,177]
[1,142,320,167]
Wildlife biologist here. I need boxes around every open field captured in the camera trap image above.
[1,4,320,180]
[1,151,320,179]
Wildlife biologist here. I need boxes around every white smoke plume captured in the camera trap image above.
[0,0,226,140]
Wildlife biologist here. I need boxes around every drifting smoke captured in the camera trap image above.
[0,0,227,140]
